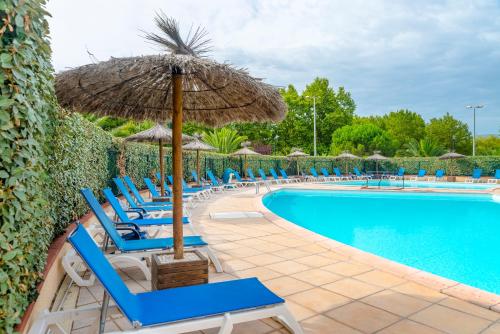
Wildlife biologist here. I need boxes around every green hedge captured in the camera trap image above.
[0,0,56,331]
[48,113,114,235]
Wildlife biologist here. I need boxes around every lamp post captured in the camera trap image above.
[465,105,484,156]
[306,95,317,156]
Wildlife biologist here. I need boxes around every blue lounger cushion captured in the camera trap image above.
[69,224,284,327]
[121,235,207,252]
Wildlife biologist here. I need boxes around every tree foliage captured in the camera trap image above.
[274,78,355,155]
[476,135,500,156]
[202,128,247,154]
[404,138,444,157]
[330,124,397,156]
[425,113,472,154]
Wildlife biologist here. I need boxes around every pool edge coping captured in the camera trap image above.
[253,184,500,313]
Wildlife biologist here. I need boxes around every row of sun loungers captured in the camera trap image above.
[33,174,304,333]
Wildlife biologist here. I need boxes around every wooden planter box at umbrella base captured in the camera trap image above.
[446,176,456,182]
[152,250,208,290]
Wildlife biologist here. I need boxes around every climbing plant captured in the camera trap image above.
[0,0,56,331]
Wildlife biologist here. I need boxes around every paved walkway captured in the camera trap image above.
[69,185,500,334]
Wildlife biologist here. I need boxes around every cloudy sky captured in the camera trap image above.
[47,0,499,134]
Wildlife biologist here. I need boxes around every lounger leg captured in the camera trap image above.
[275,304,304,334]
[61,250,96,287]
[218,313,234,334]
[204,246,223,273]
[27,305,111,334]
[99,292,110,334]
[109,255,151,280]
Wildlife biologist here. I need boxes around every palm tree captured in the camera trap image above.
[202,128,247,153]
[405,138,444,157]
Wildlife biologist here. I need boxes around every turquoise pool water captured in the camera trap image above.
[263,189,500,294]
[332,179,497,190]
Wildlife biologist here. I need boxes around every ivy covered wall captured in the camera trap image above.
[0,0,56,331]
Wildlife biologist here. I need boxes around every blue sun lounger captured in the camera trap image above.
[81,188,221,271]
[279,169,300,182]
[353,167,371,180]
[154,173,207,201]
[167,175,210,194]
[207,170,236,191]
[122,176,173,207]
[488,169,500,184]
[28,224,302,334]
[269,168,287,184]
[258,168,275,184]
[320,167,337,181]
[145,177,198,202]
[307,167,325,182]
[388,167,405,180]
[231,169,257,187]
[333,167,350,181]
[103,187,192,231]
[427,169,445,181]
[113,177,173,213]
[465,168,483,183]
[410,169,426,181]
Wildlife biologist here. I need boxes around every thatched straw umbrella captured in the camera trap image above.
[231,141,260,177]
[287,149,309,175]
[336,151,360,174]
[182,134,215,185]
[439,152,465,178]
[55,15,286,259]
[126,123,193,196]
[366,151,388,176]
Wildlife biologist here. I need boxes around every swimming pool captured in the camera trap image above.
[263,189,500,294]
[332,179,497,190]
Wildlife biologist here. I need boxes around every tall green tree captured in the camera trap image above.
[275,78,356,155]
[384,109,425,151]
[330,123,397,156]
[476,135,500,156]
[425,113,472,154]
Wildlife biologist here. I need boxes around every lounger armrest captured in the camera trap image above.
[115,221,140,230]
[129,207,147,214]
[116,227,142,239]
[125,210,144,219]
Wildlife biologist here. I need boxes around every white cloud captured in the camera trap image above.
[47,0,500,134]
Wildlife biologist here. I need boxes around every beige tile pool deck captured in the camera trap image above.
[67,183,500,333]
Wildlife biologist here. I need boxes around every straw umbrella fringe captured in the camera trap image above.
[366,151,389,175]
[231,143,260,177]
[55,15,286,259]
[287,149,309,175]
[439,152,465,177]
[126,123,193,196]
[336,151,360,174]
[182,136,215,186]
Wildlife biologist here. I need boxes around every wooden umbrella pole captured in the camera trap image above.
[244,155,247,177]
[172,67,184,259]
[159,138,165,196]
[196,149,201,186]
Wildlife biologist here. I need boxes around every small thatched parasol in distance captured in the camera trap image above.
[336,151,360,174]
[231,141,260,177]
[126,123,193,196]
[366,151,389,175]
[287,149,309,175]
[182,134,215,185]
[439,152,465,177]
[55,14,287,259]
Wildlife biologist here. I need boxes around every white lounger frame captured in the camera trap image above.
[29,301,303,334]
[62,225,222,287]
